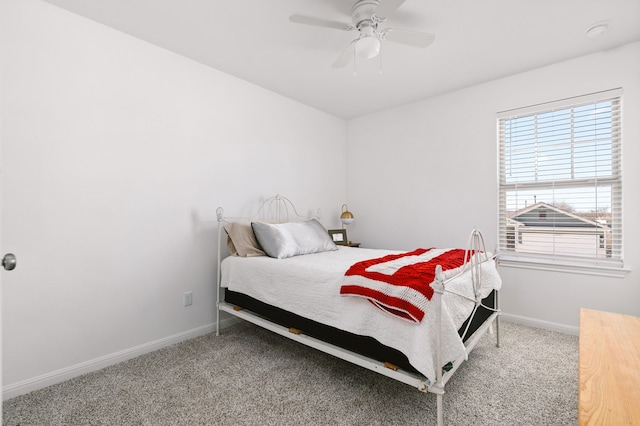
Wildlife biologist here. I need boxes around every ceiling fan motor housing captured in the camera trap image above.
[351,0,381,29]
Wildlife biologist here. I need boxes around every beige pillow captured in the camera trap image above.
[224,222,265,257]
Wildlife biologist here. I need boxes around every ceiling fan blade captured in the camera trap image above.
[382,29,435,48]
[374,0,407,19]
[332,39,358,68]
[289,14,353,31]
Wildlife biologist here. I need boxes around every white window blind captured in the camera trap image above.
[498,88,623,269]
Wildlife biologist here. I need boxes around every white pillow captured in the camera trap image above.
[251,219,338,259]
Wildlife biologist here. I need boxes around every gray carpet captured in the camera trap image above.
[3,320,578,425]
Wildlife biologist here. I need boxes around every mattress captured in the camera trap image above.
[220,246,501,381]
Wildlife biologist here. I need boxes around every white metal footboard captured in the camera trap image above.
[431,228,501,425]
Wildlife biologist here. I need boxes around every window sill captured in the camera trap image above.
[498,255,630,278]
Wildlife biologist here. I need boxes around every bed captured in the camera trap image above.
[215,195,502,426]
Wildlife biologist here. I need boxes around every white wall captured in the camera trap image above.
[346,42,640,330]
[1,0,347,395]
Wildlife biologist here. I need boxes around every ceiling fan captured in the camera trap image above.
[289,0,435,68]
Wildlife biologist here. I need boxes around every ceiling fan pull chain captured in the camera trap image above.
[353,46,357,76]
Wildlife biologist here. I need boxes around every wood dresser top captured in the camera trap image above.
[579,308,640,425]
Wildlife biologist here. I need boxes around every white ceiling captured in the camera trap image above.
[42,0,640,119]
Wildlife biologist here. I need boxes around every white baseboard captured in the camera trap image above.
[500,312,579,336]
[3,317,239,400]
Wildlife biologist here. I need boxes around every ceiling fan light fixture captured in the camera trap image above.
[356,35,381,59]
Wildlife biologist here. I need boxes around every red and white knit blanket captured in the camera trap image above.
[340,248,471,323]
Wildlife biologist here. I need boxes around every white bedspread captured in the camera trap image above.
[220,246,501,382]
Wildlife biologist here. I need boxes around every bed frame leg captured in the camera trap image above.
[495,289,501,348]
[216,306,220,337]
[216,207,224,337]
[437,393,443,426]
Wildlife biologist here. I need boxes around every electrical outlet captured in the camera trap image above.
[183,291,193,307]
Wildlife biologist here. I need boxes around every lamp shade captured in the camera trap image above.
[340,204,354,226]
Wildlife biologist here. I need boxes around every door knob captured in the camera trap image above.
[2,253,17,271]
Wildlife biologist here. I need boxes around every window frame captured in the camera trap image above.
[497,88,628,277]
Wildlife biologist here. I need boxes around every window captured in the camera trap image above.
[498,89,623,272]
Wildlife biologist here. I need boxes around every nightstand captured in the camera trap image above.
[345,242,360,247]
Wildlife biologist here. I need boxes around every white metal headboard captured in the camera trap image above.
[215,194,319,334]
[216,194,317,226]
[252,194,311,223]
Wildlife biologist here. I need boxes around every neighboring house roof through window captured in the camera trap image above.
[509,202,609,229]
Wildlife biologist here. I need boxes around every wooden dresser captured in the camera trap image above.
[579,308,640,425]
